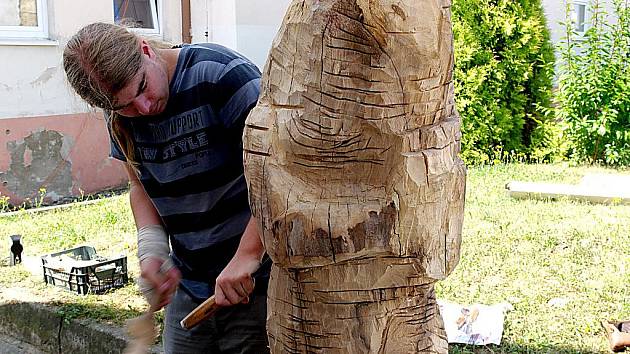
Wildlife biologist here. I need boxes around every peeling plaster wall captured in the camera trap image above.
[2,129,73,202]
[0,113,127,206]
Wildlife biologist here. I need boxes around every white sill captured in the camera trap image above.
[0,38,59,46]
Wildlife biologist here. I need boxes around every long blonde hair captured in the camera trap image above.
[63,22,170,168]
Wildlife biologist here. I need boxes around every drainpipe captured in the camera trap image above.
[181,0,192,43]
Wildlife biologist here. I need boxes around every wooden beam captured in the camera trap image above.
[180,0,192,43]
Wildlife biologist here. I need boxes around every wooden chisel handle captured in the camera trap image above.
[180,295,221,330]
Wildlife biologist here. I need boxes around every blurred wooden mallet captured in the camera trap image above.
[180,295,221,330]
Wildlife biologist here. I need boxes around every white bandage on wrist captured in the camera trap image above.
[136,224,175,307]
[137,224,171,266]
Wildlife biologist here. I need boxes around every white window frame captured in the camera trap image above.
[115,0,163,36]
[0,0,49,39]
[572,0,589,36]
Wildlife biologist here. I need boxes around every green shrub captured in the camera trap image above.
[452,0,558,164]
[556,0,630,165]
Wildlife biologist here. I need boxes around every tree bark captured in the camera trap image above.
[243,0,465,352]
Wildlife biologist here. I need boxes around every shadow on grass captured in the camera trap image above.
[450,342,604,354]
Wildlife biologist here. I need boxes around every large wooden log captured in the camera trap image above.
[243,0,466,352]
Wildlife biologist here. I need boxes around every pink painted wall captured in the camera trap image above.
[0,112,128,206]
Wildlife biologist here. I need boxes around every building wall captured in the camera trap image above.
[0,0,183,120]
[543,0,617,49]
[234,0,292,70]
[542,0,569,47]
[0,0,182,206]
[190,0,291,70]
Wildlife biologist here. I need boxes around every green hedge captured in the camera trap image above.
[452,0,557,164]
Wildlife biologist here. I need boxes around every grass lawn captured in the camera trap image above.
[1,163,629,353]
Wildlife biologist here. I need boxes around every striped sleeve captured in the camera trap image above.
[216,57,262,129]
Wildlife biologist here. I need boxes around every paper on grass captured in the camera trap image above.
[438,300,513,345]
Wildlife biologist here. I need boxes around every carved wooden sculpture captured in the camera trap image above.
[243,0,465,352]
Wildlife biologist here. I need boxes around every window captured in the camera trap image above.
[573,1,588,34]
[0,0,48,39]
[114,0,160,35]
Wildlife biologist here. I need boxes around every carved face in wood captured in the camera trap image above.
[244,0,465,279]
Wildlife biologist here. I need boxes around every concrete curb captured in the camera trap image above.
[0,300,161,354]
[0,328,47,354]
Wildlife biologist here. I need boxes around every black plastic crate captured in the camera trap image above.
[41,245,128,295]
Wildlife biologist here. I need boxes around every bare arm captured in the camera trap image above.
[126,165,162,228]
[214,216,265,306]
[126,165,181,309]
[234,216,265,262]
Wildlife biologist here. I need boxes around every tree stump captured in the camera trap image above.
[243,0,465,352]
